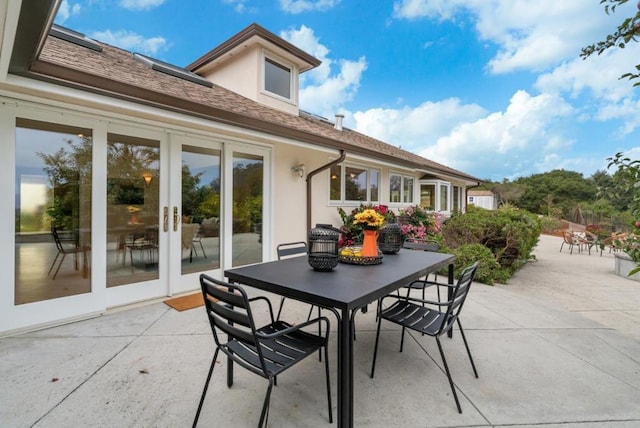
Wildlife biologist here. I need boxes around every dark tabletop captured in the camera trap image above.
[225,249,455,311]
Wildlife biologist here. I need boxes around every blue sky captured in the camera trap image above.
[54,0,640,182]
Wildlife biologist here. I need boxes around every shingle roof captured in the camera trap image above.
[34,33,479,184]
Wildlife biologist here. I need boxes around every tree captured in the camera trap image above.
[581,0,640,86]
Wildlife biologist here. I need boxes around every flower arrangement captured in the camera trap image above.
[353,209,385,230]
[338,204,393,247]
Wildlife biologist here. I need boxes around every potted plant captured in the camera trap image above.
[613,221,640,281]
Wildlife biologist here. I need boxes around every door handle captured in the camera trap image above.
[173,206,180,232]
[163,207,169,232]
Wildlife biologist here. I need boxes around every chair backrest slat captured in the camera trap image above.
[277,241,308,260]
[200,275,259,349]
[403,239,440,252]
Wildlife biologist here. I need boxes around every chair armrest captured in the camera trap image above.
[257,316,331,340]
[248,296,275,323]
[381,293,453,309]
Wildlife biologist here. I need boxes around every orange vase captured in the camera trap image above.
[361,229,379,257]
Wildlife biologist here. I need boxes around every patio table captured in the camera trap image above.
[225,248,455,428]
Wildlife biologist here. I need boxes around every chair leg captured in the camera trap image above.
[307,305,323,361]
[370,305,383,378]
[48,252,62,276]
[399,326,406,352]
[435,336,462,413]
[193,348,219,428]
[324,342,333,423]
[259,377,274,428]
[52,253,67,280]
[276,297,286,321]
[457,319,478,378]
[199,241,207,258]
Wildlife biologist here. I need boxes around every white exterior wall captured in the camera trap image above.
[199,45,299,116]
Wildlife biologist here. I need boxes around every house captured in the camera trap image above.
[0,1,479,335]
[467,190,498,210]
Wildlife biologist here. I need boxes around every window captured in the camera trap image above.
[440,184,449,212]
[419,180,452,212]
[420,183,435,210]
[15,118,93,304]
[264,57,291,99]
[390,173,415,204]
[330,164,380,204]
[452,186,462,213]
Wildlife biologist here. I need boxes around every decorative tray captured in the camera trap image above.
[338,247,383,265]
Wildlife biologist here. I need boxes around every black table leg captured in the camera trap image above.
[338,307,352,427]
[448,263,454,339]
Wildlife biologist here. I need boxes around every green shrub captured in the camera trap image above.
[539,216,563,234]
[441,205,541,282]
[450,243,508,285]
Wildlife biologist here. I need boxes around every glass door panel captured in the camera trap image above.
[14,119,92,305]
[106,134,160,287]
[181,146,221,275]
[232,152,263,267]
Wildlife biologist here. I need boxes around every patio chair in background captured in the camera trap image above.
[576,231,601,255]
[191,224,207,259]
[370,262,479,413]
[401,238,442,300]
[194,274,332,428]
[48,226,85,279]
[560,230,579,254]
[275,241,308,320]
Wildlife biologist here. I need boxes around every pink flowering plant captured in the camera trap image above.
[397,205,442,240]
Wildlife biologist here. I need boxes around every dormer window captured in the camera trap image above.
[264,56,292,100]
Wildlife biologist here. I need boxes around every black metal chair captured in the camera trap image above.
[194,274,332,427]
[275,241,308,320]
[370,262,479,413]
[125,226,158,271]
[48,227,85,279]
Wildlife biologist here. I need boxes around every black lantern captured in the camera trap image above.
[378,221,403,254]
[308,225,340,271]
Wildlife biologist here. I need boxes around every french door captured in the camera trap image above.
[3,104,270,332]
[169,137,270,294]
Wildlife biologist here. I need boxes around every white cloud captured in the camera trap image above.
[351,98,486,151]
[279,0,340,14]
[55,0,81,24]
[281,25,366,117]
[392,0,631,75]
[222,0,255,13]
[90,30,167,56]
[118,0,165,11]
[416,90,575,180]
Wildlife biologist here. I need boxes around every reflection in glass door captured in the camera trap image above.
[106,134,160,287]
[181,146,221,275]
[232,152,263,267]
[14,119,92,305]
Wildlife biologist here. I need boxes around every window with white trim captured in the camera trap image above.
[390,173,414,204]
[419,180,452,212]
[330,164,380,203]
[264,56,292,100]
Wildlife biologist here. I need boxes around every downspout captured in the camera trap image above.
[306,150,346,232]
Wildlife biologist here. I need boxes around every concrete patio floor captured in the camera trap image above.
[1,234,640,427]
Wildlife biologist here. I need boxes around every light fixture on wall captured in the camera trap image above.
[290,163,305,178]
[142,172,153,188]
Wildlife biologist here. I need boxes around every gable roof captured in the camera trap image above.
[5,2,480,185]
[187,23,321,75]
